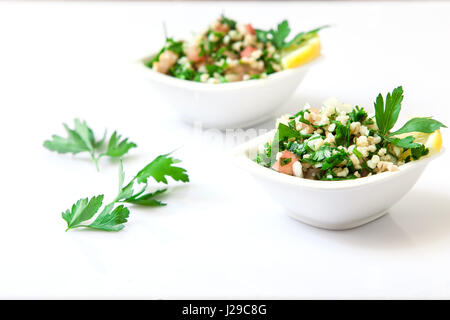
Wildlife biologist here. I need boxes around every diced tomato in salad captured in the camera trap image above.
[246,24,256,35]
[272,151,299,175]
[240,46,257,58]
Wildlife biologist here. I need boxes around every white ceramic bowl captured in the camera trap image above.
[138,55,321,129]
[232,130,444,230]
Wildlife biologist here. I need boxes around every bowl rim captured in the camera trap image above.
[136,53,323,91]
[232,129,444,190]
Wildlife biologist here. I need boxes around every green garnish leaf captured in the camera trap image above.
[135,153,189,185]
[385,135,421,149]
[87,204,130,232]
[280,157,292,166]
[121,189,168,207]
[100,131,137,158]
[288,141,307,158]
[165,38,184,56]
[205,64,226,76]
[335,122,351,147]
[348,106,368,123]
[322,149,348,170]
[220,15,236,29]
[62,153,189,232]
[255,142,273,167]
[271,20,291,49]
[255,29,269,45]
[411,144,429,160]
[255,20,290,49]
[116,154,189,206]
[62,195,104,231]
[374,86,403,136]
[171,63,198,81]
[272,123,301,152]
[44,119,97,155]
[282,25,329,49]
[353,148,363,159]
[389,117,447,136]
[256,22,327,49]
[44,120,137,171]
[311,144,333,162]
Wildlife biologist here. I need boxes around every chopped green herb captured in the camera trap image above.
[280,157,292,166]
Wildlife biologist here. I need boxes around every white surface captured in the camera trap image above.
[139,56,313,128]
[1,1,450,299]
[232,130,443,230]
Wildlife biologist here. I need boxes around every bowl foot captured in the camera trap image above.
[287,210,389,231]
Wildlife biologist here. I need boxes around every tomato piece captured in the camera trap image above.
[246,24,256,35]
[240,46,256,58]
[272,150,299,176]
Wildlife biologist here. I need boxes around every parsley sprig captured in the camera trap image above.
[255,20,328,50]
[44,119,137,171]
[114,153,189,206]
[374,86,446,150]
[62,153,189,232]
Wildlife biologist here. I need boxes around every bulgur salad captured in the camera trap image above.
[256,86,446,181]
[146,16,326,83]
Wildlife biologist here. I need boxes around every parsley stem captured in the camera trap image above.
[91,153,100,171]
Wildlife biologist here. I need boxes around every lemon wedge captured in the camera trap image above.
[397,129,443,160]
[281,35,321,69]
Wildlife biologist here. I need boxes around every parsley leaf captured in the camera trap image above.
[389,117,447,136]
[205,64,226,76]
[335,122,351,147]
[385,136,421,149]
[62,195,104,231]
[353,148,363,159]
[255,29,270,45]
[374,86,403,136]
[288,141,307,158]
[44,119,137,171]
[411,144,429,160]
[121,189,168,207]
[134,153,189,185]
[116,154,189,207]
[170,62,198,81]
[62,197,129,232]
[255,142,273,167]
[322,149,348,170]
[100,131,137,158]
[348,106,368,123]
[282,25,329,49]
[271,123,301,153]
[255,20,290,49]
[87,204,130,232]
[280,157,292,166]
[311,144,333,162]
[220,15,236,29]
[256,22,327,49]
[271,20,291,49]
[44,119,100,165]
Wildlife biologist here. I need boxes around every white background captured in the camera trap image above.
[1,0,450,299]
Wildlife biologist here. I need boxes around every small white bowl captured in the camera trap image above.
[232,130,444,230]
[137,55,321,129]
